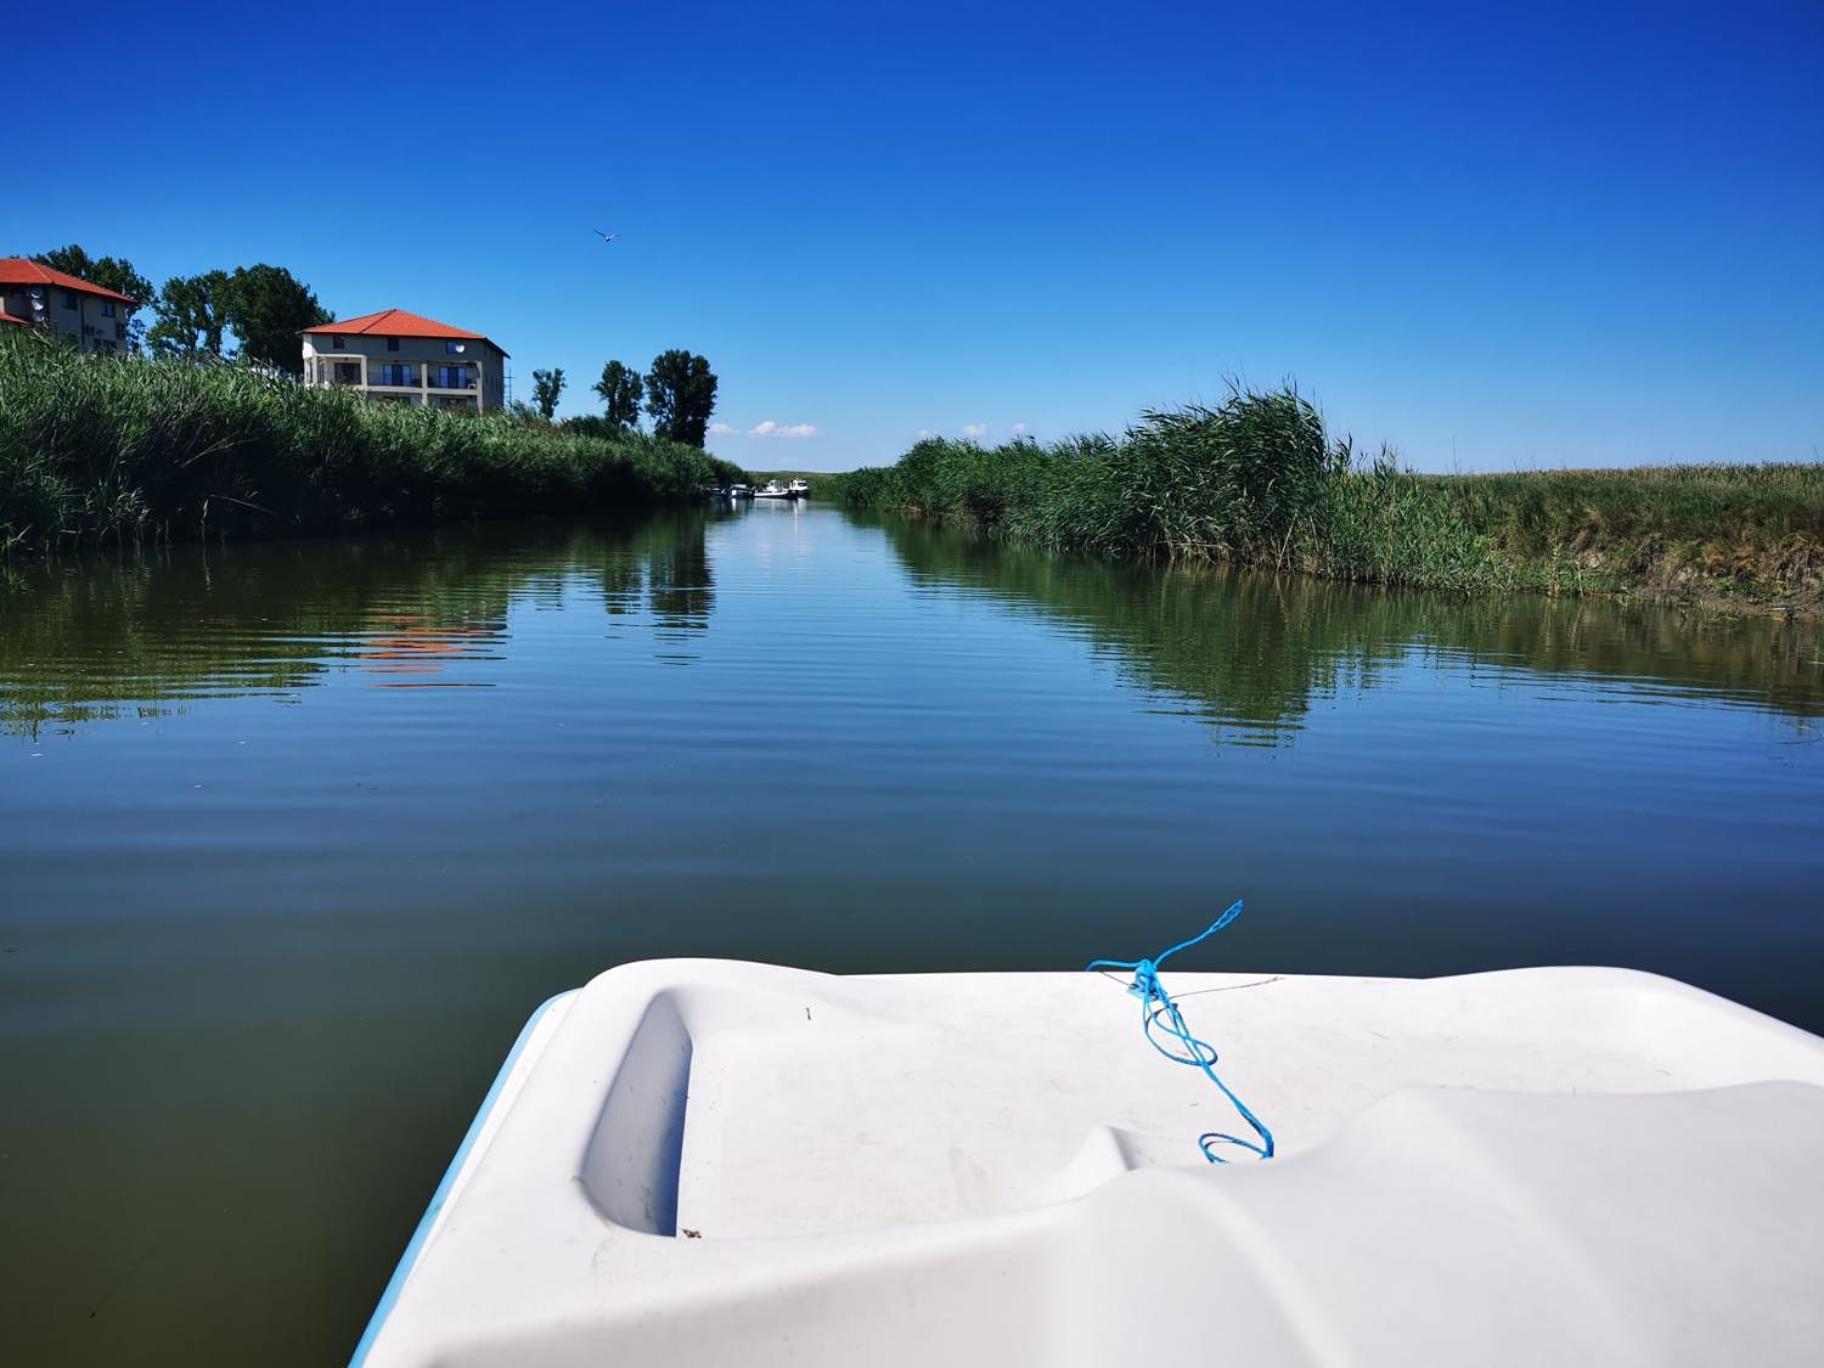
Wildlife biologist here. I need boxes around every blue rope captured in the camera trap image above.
[1086,899,1275,1163]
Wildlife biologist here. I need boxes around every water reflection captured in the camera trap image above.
[358,613,506,685]
[2,506,1819,743]
[0,511,724,736]
[876,515,1824,741]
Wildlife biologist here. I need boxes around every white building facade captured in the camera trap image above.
[0,258,137,354]
[300,309,507,412]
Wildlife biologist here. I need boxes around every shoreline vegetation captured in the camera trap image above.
[820,387,1824,616]
[0,333,744,554]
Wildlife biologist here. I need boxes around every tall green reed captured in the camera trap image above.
[823,383,1824,611]
[0,332,743,551]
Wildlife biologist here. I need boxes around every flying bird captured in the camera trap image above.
[593,228,619,244]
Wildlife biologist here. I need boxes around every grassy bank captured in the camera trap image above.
[823,388,1824,613]
[0,333,743,552]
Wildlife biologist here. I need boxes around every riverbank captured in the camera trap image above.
[821,390,1824,616]
[0,334,743,553]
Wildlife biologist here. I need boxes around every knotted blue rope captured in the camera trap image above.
[1086,899,1275,1163]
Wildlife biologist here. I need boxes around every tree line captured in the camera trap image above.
[22,244,330,371]
[525,351,718,449]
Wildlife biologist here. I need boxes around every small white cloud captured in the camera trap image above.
[962,423,988,441]
[915,428,936,440]
[708,422,737,435]
[1011,422,1028,437]
[749,420,820,439]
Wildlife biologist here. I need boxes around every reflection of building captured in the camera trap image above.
[301,309,507,412]
[0,258,137,354]
[358,614,504,679]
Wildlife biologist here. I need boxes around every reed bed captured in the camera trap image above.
[0,334,743,552]
[823,388,1824,612]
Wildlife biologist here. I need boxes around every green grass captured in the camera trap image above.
[822,387,1824,613]
[0,332,744,552]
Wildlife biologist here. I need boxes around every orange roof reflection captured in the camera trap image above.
[359,614,501,680]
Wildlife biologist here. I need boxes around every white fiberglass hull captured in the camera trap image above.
[353,960,1824,1366]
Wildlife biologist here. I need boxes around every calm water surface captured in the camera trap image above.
[3,503,1822,1364]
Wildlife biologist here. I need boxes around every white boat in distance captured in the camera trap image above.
[351,958,1824,1367]
[752,479,800,499]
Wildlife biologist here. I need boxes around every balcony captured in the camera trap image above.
[426,368,477,391]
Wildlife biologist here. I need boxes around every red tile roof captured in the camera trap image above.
[0,257,138,305]
[0,310,30,326]
[302,308,507,355]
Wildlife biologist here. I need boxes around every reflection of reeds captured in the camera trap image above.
[880,516,1824,739]
[0,333,744,552]
[0,513,718,736]
[825,388,1824,613]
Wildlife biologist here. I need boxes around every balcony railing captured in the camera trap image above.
[306,363,483,396]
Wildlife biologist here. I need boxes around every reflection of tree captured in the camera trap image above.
[595,510,721,634]
[876,515,1824,742]
[599,549,645,617]
[0,512,723,737]
[646,532,714,633]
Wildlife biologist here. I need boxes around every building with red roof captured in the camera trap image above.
[0,258,139,353]
[300,308,508,412]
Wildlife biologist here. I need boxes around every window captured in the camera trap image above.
[445,341,465,354]
[387,337,400,351]
[61,290,78,310]
[380,363,416,387]
[333,336,346,350]
[334,362,361,384]
[101,301,116,318]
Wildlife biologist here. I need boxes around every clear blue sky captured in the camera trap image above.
[8,1,1820,471]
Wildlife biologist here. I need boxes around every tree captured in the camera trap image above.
[30,244,155,348]
[644,350,718,447]
[147,272,231,357]
[222,264,331,372]
[531,367,566,421]
[563,415,619,439]
[31,243,97,279]
[594,360,644,432]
